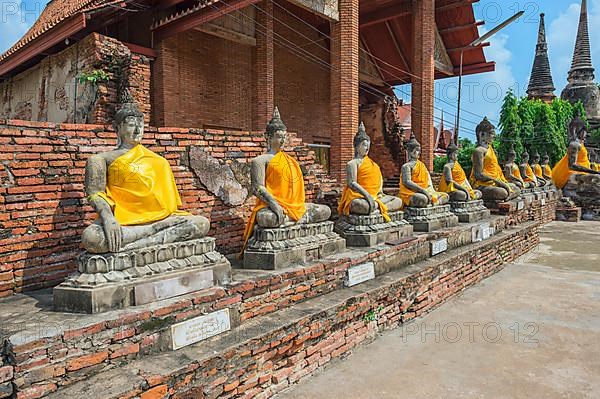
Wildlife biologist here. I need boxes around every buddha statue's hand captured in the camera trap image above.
[269,201,286,226]
[102,215,122,253]
[366,195,377,214]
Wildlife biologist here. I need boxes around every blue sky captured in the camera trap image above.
[0,0,598,140]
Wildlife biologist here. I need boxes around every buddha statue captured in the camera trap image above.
[503,145,528,189]
[399,133,449,208]
[439,140,482,201]
[531,151,549,186]
[552,114,600,189]
[242,107,331,249]
[541,153,553,181]
[519,150,541,187]
[338,122,403,219]
[82,92,209,254]
[470,117,520,201]
[589,149,600,172]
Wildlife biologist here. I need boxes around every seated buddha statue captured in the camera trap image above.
[503,146,528,189]
[531,151,549,186]
[519,150,541,187]
[541,153,553,181]
[470,117,520,201]
[589,149,600,172]
[338,122,402,220]
[82,91,209,253]
[399,133,449,208]
[439,140,482,201]
[552,114,600,189]
[242,107,331,249]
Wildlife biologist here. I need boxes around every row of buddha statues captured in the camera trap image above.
[59,94,596,312]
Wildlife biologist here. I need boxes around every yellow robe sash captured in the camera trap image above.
[439,161,475,199]
[533,164,543,178]
[544,164,552,179]
[399,160,442,207]
[241,151,307,251]
[338,156,390,222]
[470,146,507,188]
[552,145,591,189]
[505,163,522,181]
[523,164,536,183]
[92,145,189,226]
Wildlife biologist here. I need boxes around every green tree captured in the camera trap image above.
[531,101,566,164]
[433,156,447,173]
[457,138,476,176]
[498,90,522,162]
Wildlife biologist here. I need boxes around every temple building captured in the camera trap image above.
[0,0,494,175]
[561,0,600,129]
[526,13,555,103]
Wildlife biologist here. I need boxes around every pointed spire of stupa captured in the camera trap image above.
[527,13,556,102]
[568,0,595,82]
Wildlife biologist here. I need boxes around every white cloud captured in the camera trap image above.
[547,0,600,94]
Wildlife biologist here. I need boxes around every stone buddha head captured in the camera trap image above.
[354,122,370,158]
[569,114,587,143]
[507,145,516,164]
[542,153,550,166]
[114,90,144,148]
[406,132,421,162]
[265,107,287,152]
[521,150,530,164]
[446,140,458,162]
[476,117,496,146]
[532,151,540,164]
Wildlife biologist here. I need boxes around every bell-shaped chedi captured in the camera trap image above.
[527,13,556,103]
[561,0,600,128]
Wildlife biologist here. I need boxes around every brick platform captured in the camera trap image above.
[0,215,542,399]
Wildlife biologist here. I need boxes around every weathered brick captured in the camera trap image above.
[66,351,109,372]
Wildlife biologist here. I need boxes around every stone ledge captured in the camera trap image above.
[41,222,540,399]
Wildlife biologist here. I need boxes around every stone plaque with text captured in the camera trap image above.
[431,238,448,256]
[170,308,231,350]
[346,262,375,287]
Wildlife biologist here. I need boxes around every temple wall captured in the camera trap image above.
[273,7,331,145]
[151,30,254,130]
[360,102,401,177]
[0,120,338,298]
[0,33,151,125]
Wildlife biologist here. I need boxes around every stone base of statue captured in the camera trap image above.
[555,197,582,222]
[335,211,414,247]
[449,200,491,223]
[564,174,600,221]
[54,237,231,314]
[483,197,526,215]
[243,221,346,270]
[403,205,459,232]
[520,188,537,205]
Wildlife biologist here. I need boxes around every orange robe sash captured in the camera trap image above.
[544,164,552,178]
[399,160,442,207]
[439,161,475,199]
[523,164,536,183]
[533,164,544,178]
[552,145,591,189]
[470,146,508,188]
[241,151,307,252]
[93,144,189,226]
[338,156,390,222]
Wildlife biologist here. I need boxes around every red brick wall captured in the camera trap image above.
[0,120,338,298]
[151,30,254,130]
[360,103,400,178]
[273,7,331,144]
[411,0,435,170]
[330,0,360,181]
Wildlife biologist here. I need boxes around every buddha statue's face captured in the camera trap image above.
[480,127,496,145]
[522,153,529,163]
[577,128,587,142]
[118,116,144,147]
[267,129,287,152]
[507,153,516,163]
[542,156,549,165]
[533,155,540,164]
[448,150,458,161]
[408,144,420,161]
[355,139,370,158]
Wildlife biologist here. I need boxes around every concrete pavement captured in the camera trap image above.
[276,221,600,399]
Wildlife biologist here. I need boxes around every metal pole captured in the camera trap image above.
[456,49,464,141]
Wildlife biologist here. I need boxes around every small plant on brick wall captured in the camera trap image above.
[363,305,384,322]
[76,69,110,123]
